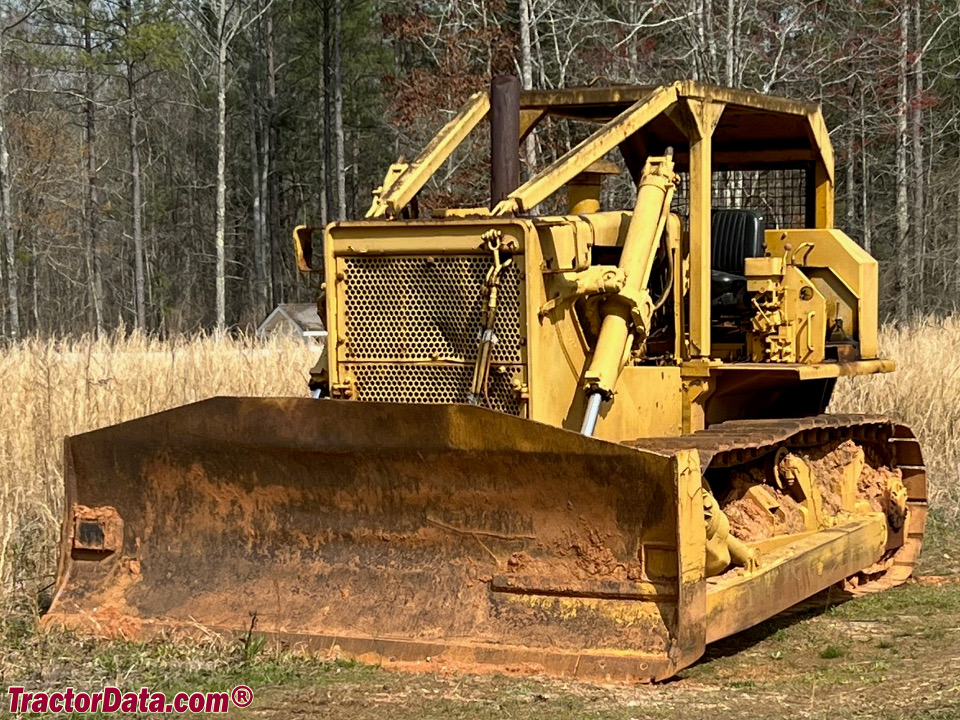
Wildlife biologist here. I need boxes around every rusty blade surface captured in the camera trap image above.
[46,398,686,682]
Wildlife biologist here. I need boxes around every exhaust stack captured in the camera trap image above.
[490,75,520,208]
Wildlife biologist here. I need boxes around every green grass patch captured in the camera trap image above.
[916,512,960,576]
[827,582,960,621]
[819,645,845,659]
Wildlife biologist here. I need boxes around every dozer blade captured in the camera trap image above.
[46,398,707,682]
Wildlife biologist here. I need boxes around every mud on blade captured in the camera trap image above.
[47,398,700,681]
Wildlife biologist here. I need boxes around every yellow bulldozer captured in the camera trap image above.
[46,79,926,682]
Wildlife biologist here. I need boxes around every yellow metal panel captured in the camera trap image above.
[705,516,887,643]
[521,81,821,122]
[593,366,683,440]
[674,450,707,669]
[526,213,683,441]
[796,359,894,380]
[580,155,677,400]
[533,211,629,272]
[688,131,712,359]
[671,99,724,358]
[524,216,593,431]
[323,223,340,383]
[815,161,835,228]
[672,148,819,168]
[679,365,715,433]
[523,223,554,424]
[708,359,895,381]
[677,82,834,183]
[327,219,530,254]
[765,229,879,358]
[292,225,319,273]
[677,80,820,116]
[581,211,632,247]
[519,85,657,110]
[324,218,537,388]
[519,109,545,141]
[807,110,836,184]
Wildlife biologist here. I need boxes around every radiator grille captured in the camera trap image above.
[342,255,522,363]
[338,253,525,415]
[343,363,523,415]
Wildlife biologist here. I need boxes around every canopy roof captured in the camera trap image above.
[367,80,834,222]
[517,81,833,179]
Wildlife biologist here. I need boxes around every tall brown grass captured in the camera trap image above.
[830,316,960,522]
[0,333,315,605]
[0,321,955,606]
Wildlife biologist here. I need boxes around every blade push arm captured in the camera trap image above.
[366,91,490,219]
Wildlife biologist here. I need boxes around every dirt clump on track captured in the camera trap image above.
[721,440,905,543]
[721,469,804,542]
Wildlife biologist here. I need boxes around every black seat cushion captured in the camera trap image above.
[711,209,765,276]
[711,269,747,290]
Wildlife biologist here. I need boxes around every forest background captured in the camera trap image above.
[0,0,954,336]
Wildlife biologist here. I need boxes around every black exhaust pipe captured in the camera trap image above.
[490,75,520,209]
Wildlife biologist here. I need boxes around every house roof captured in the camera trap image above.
[257,303,326,337]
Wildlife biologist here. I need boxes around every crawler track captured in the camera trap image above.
[626,414,928,595]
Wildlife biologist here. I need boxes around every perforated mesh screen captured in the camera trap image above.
[342,255,522,363]
[671,168,809,229]
[338,253,525,415]
[343,363,523,415]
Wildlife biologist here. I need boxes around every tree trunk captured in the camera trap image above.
[845,138,855,233]
[350,107,359,219]
[860,87,871,254]
[725,0,736,86]
[322,0,334,221]
[316,18,327,227]
[693,0,718,83]
[956,167,960,300]
[0,32,17,339]
[29,241,38,333]
[83,0,104,336]
[333,0,346,220]
[895,2,910,319]
[128,67,146,331]
[911,0,925,308]
[215,31,228,333]
[519,0,537,177]
[247,63,266,318]
[265,10,280,305]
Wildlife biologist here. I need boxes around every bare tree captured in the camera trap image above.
[911,0,925,306]
[519,0,536,175]
[81,0,104,336]
[247,50,267,315]
[184,0,272,334]
[896,1,910,318]
[118,0,146,330]
[333,0,345,220]
[322,0,333,223]
[0,3,40,339]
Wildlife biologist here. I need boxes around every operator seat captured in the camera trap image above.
[711,209,765,300]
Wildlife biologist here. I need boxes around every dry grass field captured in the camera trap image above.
[0,333,316,607]
[830,316,960,525]
[0,321,958,719]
